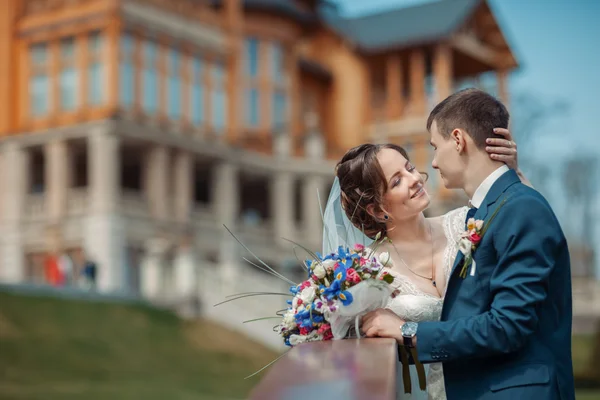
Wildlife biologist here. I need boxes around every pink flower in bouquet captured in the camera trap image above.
[317,323,331,335]
[300,280,312,290]
[353,243,365,252]
[322,329,333,340]
[299,327,311,336]
[346,268,362,284]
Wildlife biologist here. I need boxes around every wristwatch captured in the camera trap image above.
[401,322,418,347]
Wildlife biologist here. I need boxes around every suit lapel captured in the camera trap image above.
[448,169,521,279]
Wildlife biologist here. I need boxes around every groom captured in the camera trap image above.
[362,88,575,399]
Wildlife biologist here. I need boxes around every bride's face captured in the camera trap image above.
[376,148,430,220]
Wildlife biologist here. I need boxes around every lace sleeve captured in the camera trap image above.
[442,206,469,286]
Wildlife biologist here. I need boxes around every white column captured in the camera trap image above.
[140,236,169,300]
[84,127,125,293]
[173,152,196,308]
[273,133,291,158]
[304,112,325,160]
[302,175,327,250]
[212,162,239,284]
[45,140,69,224]
[173,237,197,316]
[173,151,193,224]
[145,145,170,220]
[271,171,295,245]
[0,142,28,283]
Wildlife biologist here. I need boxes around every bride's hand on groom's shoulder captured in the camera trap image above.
[486,128,519,170]
[360,308,404,343]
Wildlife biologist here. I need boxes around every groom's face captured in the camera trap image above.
[430,121,463,189]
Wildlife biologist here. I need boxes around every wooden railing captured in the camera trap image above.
[249,338,398,400]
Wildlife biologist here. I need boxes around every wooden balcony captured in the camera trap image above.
[249,338,398,400]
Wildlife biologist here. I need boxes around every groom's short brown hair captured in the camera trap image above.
[426,88,509,149]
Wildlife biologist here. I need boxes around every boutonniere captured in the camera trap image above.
[458,198,509,278]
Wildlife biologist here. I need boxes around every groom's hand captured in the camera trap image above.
[360,309,404,343]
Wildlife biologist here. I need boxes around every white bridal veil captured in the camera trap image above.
[321,177,374,255]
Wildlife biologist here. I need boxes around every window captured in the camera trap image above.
[269,42,288,131]
[119,34,134,107]
[212,62,227,133]
[246,88,259,127]
[244,38,260,128]
[142,40,158,114]
[88,32,103,105]
[58,37,77,111]
[167,48,181,120]
[245,38,259,78]
[190,56,205,126]
[29,43,49,117]
[243,39,289,133]
[270,43,285,85]
[272,90,286,132]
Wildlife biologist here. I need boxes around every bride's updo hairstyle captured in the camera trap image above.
[335,143,413,239]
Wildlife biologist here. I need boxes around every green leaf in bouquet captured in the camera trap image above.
[382,273,395,284]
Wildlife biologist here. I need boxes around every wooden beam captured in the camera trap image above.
[450,32,500,68]
[385,54,403,119]
[433,43,453,102]
[409,49,425,115]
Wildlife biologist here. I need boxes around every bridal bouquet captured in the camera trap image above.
[276,240,396,347]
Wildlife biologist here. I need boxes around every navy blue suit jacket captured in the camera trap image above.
[417,170,575,400]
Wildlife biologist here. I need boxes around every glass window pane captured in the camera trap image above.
[142,41,158,114]
[168,49,181,119]
[272,91,287,131]
[191,57,204,126]
[30,43,47,65]
[60,68,77,111]
[119,36,134,107]
[61,37,75,60]
[120,34,133,55]
[89,62,103,105]
[270,43,285,83]
[213,89,226,133]
[30,74,49,117]
[245,38,259,77]
[89,32,103,55]
[246,88,259,127]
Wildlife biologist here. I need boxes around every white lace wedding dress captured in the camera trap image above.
[384,207,468,400]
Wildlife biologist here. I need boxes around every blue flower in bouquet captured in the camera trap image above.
[321,276,354,306]
[336,246,360,269]
[333,265,347,282]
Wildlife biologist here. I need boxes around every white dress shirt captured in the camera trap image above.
[469,165,510,208]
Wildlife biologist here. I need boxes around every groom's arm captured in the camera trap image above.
[414,195,561,363]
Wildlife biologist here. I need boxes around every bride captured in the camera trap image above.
[324,129,530,400]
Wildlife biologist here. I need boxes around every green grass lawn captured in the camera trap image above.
[0,291,279,400]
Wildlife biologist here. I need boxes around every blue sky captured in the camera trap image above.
[335,0,599,158]
[336,0,600,274]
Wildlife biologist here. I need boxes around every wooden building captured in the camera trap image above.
[0,0,518,308]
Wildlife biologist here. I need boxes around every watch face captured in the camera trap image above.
[403,322,417,337]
